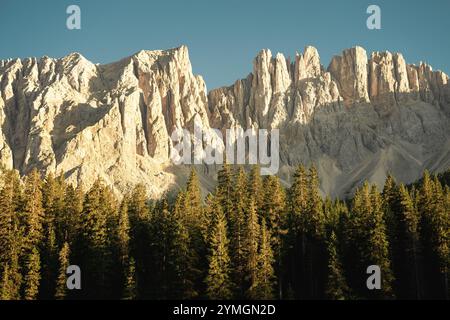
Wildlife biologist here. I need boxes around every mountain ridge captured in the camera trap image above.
[0,45,449,198]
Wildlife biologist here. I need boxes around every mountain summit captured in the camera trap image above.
[0,46,449,197]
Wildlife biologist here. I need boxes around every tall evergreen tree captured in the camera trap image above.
[367,185,395,298]
[24,247,41,300]
[127,184,151,298]
[325,231,349,300]
[284,165,309,298]
[0,170,22,271]
[180,169,205,298]
[55,242,70,300]
[253,219,276,299]
[345,183,394,299]
[418,171,449,299]
[61,184,83,244]
[229,167,248,297]
[21,169,45,252]
[0,250,22,300]
[244,199,260,299]
[78,180,115,298]
[205,206,233,300]
[248,165,264,212]
[216,164,234,220]
[149,198,193,299]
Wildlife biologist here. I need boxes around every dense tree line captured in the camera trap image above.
[0,165,448,300]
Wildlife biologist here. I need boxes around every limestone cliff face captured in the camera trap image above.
[0,46,210,196]
[0,45,449,197]
[208,46,450,197]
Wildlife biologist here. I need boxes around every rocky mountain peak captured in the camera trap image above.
[0,45,449,198]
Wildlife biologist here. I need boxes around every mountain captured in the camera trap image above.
[0,45,449,198]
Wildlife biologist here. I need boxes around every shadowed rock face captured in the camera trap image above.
[0,45,449,198]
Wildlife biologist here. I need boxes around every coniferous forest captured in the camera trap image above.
[0,165,448,300]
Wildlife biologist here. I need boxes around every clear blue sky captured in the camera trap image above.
[1,0,449,90]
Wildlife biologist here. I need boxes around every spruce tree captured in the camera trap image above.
[430,178,449,299]
[216,164,234,220]
[128,184,150,297]
[24,247,41,300]
[345,183,394,299]
[117,197,131,265]
[284,165,309,298]
[40,173,64,299]
[181,169,205,298]
[61,184,83,244]
[0,250,22,300]
[366,185,394,298]
[325,231,349,300]
[418,171,449,298]
[244,199,260,299]
[254,219,276,299]
[0,170,22,269]
[149,198,192,299]
[21,169,44,251]
[229,167,248,297]
[55,242,70,300]
[396,184,422,299]
[248,165,264,212]
[79,179,114,298]
[0,263,12,300]
[205,206,232,299]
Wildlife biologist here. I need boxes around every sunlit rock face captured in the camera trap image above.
[0,45,449,198]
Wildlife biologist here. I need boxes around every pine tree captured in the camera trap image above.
[261,174,287,299]
[396,184,422,299]
[21,169,45,252]
[216,164,234,220]
[366,185,394,298]
[149,198,194,299]
[0,263,12,300]
[117,197,131,265]
[325,232,349,300]
[345,183,394,299]
[254,219,276,299]
[180,169,205,299]
[248,165,264,212]
[262,174,286,256]
[306,166,326,239]
[40,173,64,299]
[0,250,22,300]
[205,207,232,299]
[244,199,260,299]
[288,165,309,234]
[78,179,114,298]
[55,242,70,300]
[418,171,449,299]
[229,167,247,297]
[0,170,22,269]
[61,184,83,244]
[431,177,449,299]
[284,165,309,298]
[127,184,151,297]
[24,247,41,300]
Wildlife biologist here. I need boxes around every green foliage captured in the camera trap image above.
[205,206,232,300]
[24,247,41,300]
[55,242,70,300]
[325,232,349,300]
[0,166,448,300]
